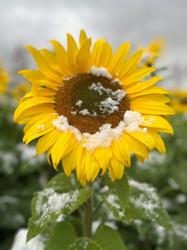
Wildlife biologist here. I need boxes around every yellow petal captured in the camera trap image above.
[142,115,174,134]
[85,152,100,182]
[126,76,163,94]
[62,148,77,176]
[79,29,88,47]
[40,49,64,75]
[111,138,131,166]
[121,67,155,85]
[14,96,55,122]
[128,131,155,150]
[131,94,170,105]
[36,129,61,155]
[67,33,78,72]
[15,104,54,124]
[149,130,166,153]
[97,41,113,67]
[76,38,91,72]
[18,70,59,90]
[23,113,56,143]
[129,86,168,98]
[50,40,69,75]
[26,46,62,83]
[76,144,86,181]
[119,49,143,78]
[123,133,149,159]
[94,147,112,175]
[109,42,130,74]
[51,132,76,168]
[109,158,125,180]
[90,38,105,66]
[131,103,175,115]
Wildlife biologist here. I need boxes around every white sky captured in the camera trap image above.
[0,0,187,86]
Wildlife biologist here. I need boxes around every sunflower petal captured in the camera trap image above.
[126,76,163,94]
[149,130,166,153]
[76,38,91,72]
[50,132,75,168]
[50,40,69,75]
[109,42,130,74]
[26,46,62,83]
[119,49,143,78]
[79,29,88,47]
[142,115,174,134]
[109,158,125,180]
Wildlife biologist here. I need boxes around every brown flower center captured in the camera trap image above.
[55,73,130,134]
[180,97,187,105]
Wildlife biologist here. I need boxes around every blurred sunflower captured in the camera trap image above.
[11,82,31,101]
[14,30,174,185]
[170,90,187,113]
[141,38,165,66]
[0,66,9,94]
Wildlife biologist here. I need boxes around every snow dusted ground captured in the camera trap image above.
[11,229,44,250]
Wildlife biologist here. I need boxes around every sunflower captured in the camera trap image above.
[14,30,174,185]
[0,66,9,94]
[141,38,164,66]
[11,82,31,101]
[170,90,187,113]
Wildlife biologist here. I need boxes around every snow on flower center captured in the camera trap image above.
[53,111,146,152]
[75,82,126,117]
[72,67,126,117]
[55,67,130,134]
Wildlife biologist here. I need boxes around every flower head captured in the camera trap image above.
[14,30,174,185]
[141,38,165,66]
[170,89,187,113]
[0,66,9,95]
[11,82,31,101]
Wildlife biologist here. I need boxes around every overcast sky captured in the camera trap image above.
[0,0,187,70]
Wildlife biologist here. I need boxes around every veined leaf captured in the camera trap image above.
[45,221,77,250]
[126,179,172,229]
[27,173,92,240]
[93,225,127,250]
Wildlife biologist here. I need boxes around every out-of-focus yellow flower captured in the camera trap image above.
[0,66,9,94]
[11,83,31,101]
[141,38,165,66]
[14,30,174,185]
[170,90,187,113]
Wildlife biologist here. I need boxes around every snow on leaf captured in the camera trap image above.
[35,188,80,226]
[126,179,172,229]
[27,185,91,240]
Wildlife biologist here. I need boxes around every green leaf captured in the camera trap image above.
[27,174,92,240]
[104,174,129,209]
[126,179,172,229]
[93,225,128,250]
[170,161,187,193]
[48,173,74,193]
[45,221,77,250]
[100,175,129,221]
[68,225,127,250]
[102,178,171,229]
[68,238,100,250]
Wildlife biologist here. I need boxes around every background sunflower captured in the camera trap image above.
[170,90,187,113]
[0,66,9,95]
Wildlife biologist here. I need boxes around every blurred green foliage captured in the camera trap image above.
[1,98,187,250]
[0,97,53,250]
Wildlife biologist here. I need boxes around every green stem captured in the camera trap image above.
[159,186,174,196]
[82,196,92,238]
[93,201,103,219]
